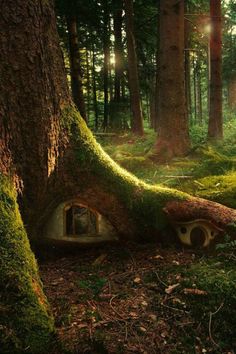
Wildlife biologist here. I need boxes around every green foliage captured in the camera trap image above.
[0,176,54,354]
[216,234,236,252]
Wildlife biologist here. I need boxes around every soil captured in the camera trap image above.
[39,242,234,354]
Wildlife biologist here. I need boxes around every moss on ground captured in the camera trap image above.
[180,258,236,350]
[148,255,236,352]
[0,176,54,353]
[181,172,236,209]
[93,126,236,211]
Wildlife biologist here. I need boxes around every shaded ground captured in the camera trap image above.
[39,243,236,354]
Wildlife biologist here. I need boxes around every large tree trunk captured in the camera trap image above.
[124,0,144,135]
[153,0,190,160]
[1,0,236,351]
[208,0,223,139]
[0,0,69,351]
[67,16,87,122]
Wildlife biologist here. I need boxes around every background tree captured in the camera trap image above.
[154,0,190,160]
[67,14,87,121]
[208,0,223,139]
[124,0,144,135]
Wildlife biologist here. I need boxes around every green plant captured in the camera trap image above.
[216,234,236,252]
[78,275,107,298]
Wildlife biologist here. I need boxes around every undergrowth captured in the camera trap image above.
[98,118,236,208]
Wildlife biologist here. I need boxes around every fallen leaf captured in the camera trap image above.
[130,312,138,318]
[153,255,164,260]
[183,288,208,296]
[149,314,157,321]
[172,260,180,265]
[134,277,141,284]
[165,283,180,294]
[99,293,113,300]
[139,326,147,333]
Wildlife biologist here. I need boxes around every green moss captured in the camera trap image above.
[182,172,236,209]
[192,146,236,177]
[60,106,190,237]
[152,257,236,350]
[0,176,54,353]
[181,258,236,349]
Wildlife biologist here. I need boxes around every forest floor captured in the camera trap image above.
[39,243,236,354]
[39,127,236,353]
[97,126,236,209]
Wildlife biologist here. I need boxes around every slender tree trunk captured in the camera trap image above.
[86,49,91,123]
[151,4,160,132]
[103,0,110,130]
[114,1,123,102]
[92,46,99,130]
[150,77,156,129]
[67,16,87,122]
[196,62,203,124]
[208,0,223,139]
[185,48,192,123]
[228,75,236,110]
[184,9,192,123]
[193,57,197,124]
[124,0,144,135]
[153,0,190,160]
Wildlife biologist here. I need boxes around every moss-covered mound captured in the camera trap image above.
[181,172,236,209]
[0,177,54,354]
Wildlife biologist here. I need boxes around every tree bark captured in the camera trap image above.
[184,10,192,124]
[1,0,236,350]
[86,49,91,123]
[0,0,68,350]
[153,0,190,160]
[208,0,223,139]
[124,0,144,135]
[103,0,110,130]
[114,0,123,102]
[92,45,99,130]
[228,75,236,111]
[67,16,87,122]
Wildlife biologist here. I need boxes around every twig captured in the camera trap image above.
[109,295,127,320]
[154,271,168,287]
[161,302,189,314]
[208,302,224,348]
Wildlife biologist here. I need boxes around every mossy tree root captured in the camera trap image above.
[39,106,236,244]
[0,177,54,354]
